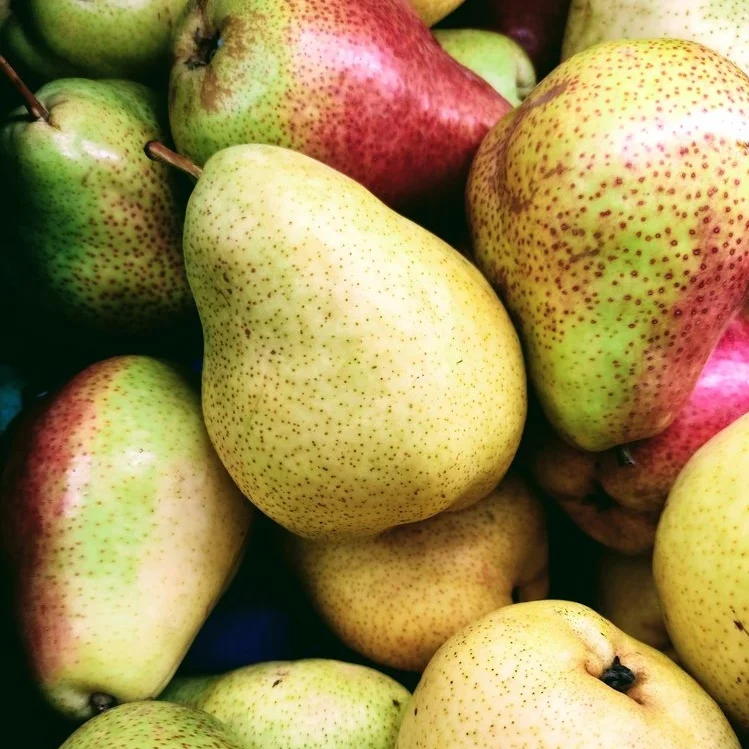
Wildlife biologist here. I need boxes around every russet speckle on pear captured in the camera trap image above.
[285,473,549,671]
[183,143,526,539]
[162,659,410,748]
[168,0,510,212]
[59,700,246,749]
[0,356,252,721]
[0,77,194,335]
[467,38,749,453]
[654,411,749,732]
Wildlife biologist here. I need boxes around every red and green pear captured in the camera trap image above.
[0,356,252,721]
[168,0,511,213]
[529,312,749,553]
[468,39,749,453]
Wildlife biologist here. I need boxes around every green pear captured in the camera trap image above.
[467,39,749,452]
[285,473,548,672]
[433,29,536,106]
[396,600,740,748]
[563,0,749,74]
[7,0,187,81]
[653,411,749,732]
[0,355,253,721]
[59,701,245,749]
[0,64,193,335]
[163,659,410,748]
[147,142,526,539]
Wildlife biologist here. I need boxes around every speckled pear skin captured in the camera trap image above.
[467,39,749,453]
[285,473,548,672]
[654,411,749,732]
[185,144,527,539]
[163,659,410,749]
[396,600,741,748]
[60,701,246,749]
[563,0,749,74]
[0,78,193,335]
[15,0,188,80]
[169,0,510,212]
[529,312,749,553]
[0,356,253,721]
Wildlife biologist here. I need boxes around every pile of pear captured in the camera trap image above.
[0,1,748,748]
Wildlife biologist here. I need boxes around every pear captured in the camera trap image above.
[59,701,245,749]
[594,550,675,658]
[163,659,410,749]
[467,39,749,453]
[7,0,187,82]
[409,0,465,27]
[147,142,526,539]
[285,473,548,671]
[563,0,749,74]
[653,411,749,732]
[168,0,510,213]
[0,62,193,336]
[0,355,253,720]
[396,600,740,748]
[529,312,749,553]
[433,29,536,106]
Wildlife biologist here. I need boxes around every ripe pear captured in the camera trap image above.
[529,312,749,552]
[164,142,526,539]
[653,411,749,732]
[168,0,510,212]
[59,701,245,749]
[0,355,253,720]
[0,66,193,336]
[594,550,675,658]
[467,39,749,452]
[285,474,548,671]
[433,29,536,106]
[563,0,749,74]
[163,659,410,749]
[8,0,187,82]
[409,0,465,27]
[396,600,740,748]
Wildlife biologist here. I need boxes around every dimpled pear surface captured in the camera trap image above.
[654,411,749,731]
[467,39,749,452]
[163,659,410,748]
[0,79,192,333]
[185,144,526,539]
[0,356,252,720]
[60,700,245,749]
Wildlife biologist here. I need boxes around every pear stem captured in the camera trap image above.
[0,55,49,122]
[600,656,636,693]
[144,141,203,180]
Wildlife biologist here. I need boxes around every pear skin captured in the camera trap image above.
[0,356,252,720]
[396,600,740,748]
[185,144,527,538]
[467,39,749,452]
[59,701,245,748]
[163,659,410,748]
[285,474,548,671]
[654,411,749,732]
[409,0,465,27]
[169,0,510,212]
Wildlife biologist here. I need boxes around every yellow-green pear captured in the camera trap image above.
[409,0,465,27]
[653,411,749,732]
[162,659,410,749]
[59,701,245,749]
[396,600,740,748]
[595,550,675,658]
[161,142,526,539]
[285,474,548,671]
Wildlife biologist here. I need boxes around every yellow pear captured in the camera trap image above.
[594,550,675,659]
[285,474,548,671]
[396,600,739,748]
[409,0,465,27]
[653,411,749,732]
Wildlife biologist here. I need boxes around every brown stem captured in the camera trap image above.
[600,656,637,692]
[144,141,203,180]
[0,55,49,122]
